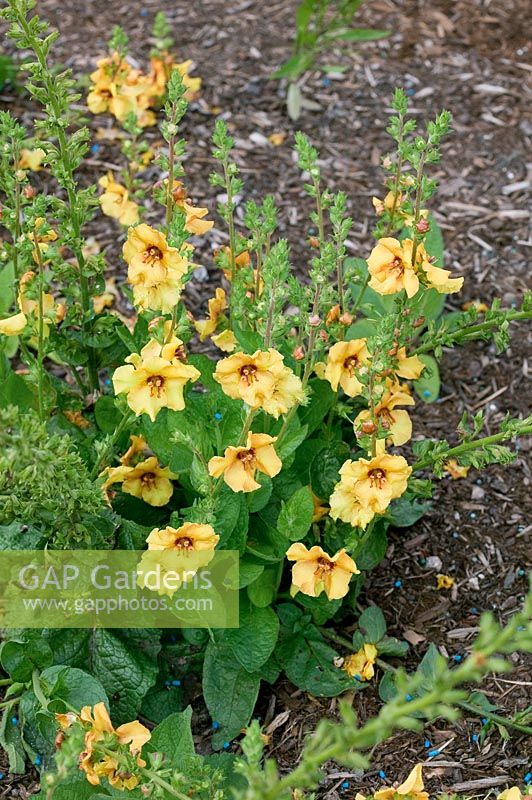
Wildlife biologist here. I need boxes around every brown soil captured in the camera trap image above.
[1,0,531,796]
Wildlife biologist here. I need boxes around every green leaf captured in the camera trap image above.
[277,485,314,541]
[117,518,151,550]
[238,559,264,589]
[0,371,36,411]
[232,325,264,353]
[225,597,280,672]
[329,27,389,41]
[358,606,387,643]
[276,624,353,697]
[354,521,388,570]
[246,564,280,607]
[42,665,109,713]
[299,379,335,435]
[378,670,397,702]
[149,707,195,763]
[33,778,102,799]
[377,636,409,658]
[247,474,272,513]
[94,395,121,434]
[203,641,261,749]
[0,704,25,773]
[88,630,159,723]
[388,496,431,527]
[0,521,43,550]
[0,635,53,682]
[0,262,15,314]
[413,354,440,403]
[276,422,308,461]
[140,684,183,724]
[310,441,349,498]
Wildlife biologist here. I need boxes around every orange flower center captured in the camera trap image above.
[388,256,404,274]
[172,345,186,361]
[343,355,359,374]
[315,557,334,577]
[378,407,394,429]
[146,374,165,397]
[237,448,256,468]
[239,364,258,384]
[368,468,387,488]
[174,536,194,550]
[140,472,156,487]
[144,245,163,264]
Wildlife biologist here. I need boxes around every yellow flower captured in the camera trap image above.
[436,573,455,590]
[98,172,139,226]
[355,381,415,446]
[343,643,378,681]
[208,432,282,492]
[312,493,329,522]
[463,300,489,313]
[112,352,200,422]
[421,258,463,294]
[395,347,425,380]
[260,366,305,419]
[0,270,62,337]
[286,543,359,600]
[174,60,202,100]
[367,237,420,298]
[0,311,27,336]
[444,459,469,479]
[324,339,369,397]
[217,247,251,281]
[146,522,219,552]
[498,789,529,800]
[331,454,411,523]
[102,456,177,506]
[374,763,428,800]
[171,181,213,235]
[213,348,285,408]
[194,288,227,341]
[18,147,46,171]
[372,190,401,216]
[119,434,150,466]
[212,329,237,352]
[123,224,187,288]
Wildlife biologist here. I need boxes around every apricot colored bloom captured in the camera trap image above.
[367,238,420,298]
[174,59,202,99]
[123,224,187,287]
[0,270,63,337]
[436,573,455,590]
[171,181,213,235]
[355,381,415,446]
[343,643,378,681]
[422,258,463,294]
[212,329,237,352]
[330,455,411,528]
[463,300,489,313]
[102,456,177,506]
[146,522,219,552]
[312,493,329,522]
[218,247,252,280]
[372,190,401,216]
[119,434,149,466]
[286,543,359,600]
[374,763,428,800]
[18,147,46,171]
[113,352,200,422]
[194,288,227,341]
[213,348,285,408]
[324,339,369,397]
[208,432,282,492]
[261,366,305,419]
[395,347,425,380]
[444,459,469,479]
[498,789,530,800]
[98,172,139,226]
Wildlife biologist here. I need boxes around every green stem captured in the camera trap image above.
[33,241,46,421]
[165,132,176,229]
[457,701,532,737]
[351,272,369,316]
[90,410,133,479]
[139,768,191,800]
[0,697,20,711]
[415,310,532,355]
[413,424,532,472]
[32,669,49,710]
[410,153,427,266]
[223,160,237,317]
[0,678,13,687]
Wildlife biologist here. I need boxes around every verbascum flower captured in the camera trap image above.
[146,522,219,552]
[367,237,420,297]
[123,224,187,287]
[444,459,469,479]
[98,172,139,226]
[498,788,529,800]
[372,190,402,216]
[171,180,213,235]
[212,329,237,352]
[119,434,150,465]
[213,348,285,408]
[421,258,464,294]
[194,288,227,341]
[112,352,200,421]
[0,270,63,337]
[436,573,454,589]
[343,643,378,681]
[217,247,251,281]
[395,347,425,380]
[208,432,282,492]
[18,147,46,171]
[323,339,369,397]
[374,763,428,800]
[330,454,411,528]
[102,456,177,506]
[174,60,202,99]
[355,381,415,446]
[261,366,305,419]
[286,543,359,600]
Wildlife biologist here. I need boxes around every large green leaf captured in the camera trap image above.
[225,597,280,672]
[310,441,349,498]
[276,622,354,697]
[149,707,195,764]
[413,354,440,403]
[277,485,314,541]
[299,379,335,435]
[203,641,261,749]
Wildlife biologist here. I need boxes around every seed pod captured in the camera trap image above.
[413,315,426,328]
[293,345,305,361]
[361,420,376,434]
[416,218,430,233]
[308,236,320,248]
[339,312,354,325]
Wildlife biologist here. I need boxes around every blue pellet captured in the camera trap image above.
[164,680,171,687]
[34,756,42,766]
[427,749,440,758]
[0,773,4,780]
[481,718,488,725]
[322,78,331,87]
[140,8,149,16]
[223,741,230,749]
[422,390,431,398]
[11,716,18,725]
[90,143,100,154]
[406,88,415,96]
[394,580,402,588]
[524,772,532,783]
[405,694,413,702]
[342,781,350,789]
[212,720,220,730]
[378,770,386,780]
[471,734,478,742]
[424,739,431,748]
[453,654,462,663]
[171,679,181,687]
[214,412,222,420]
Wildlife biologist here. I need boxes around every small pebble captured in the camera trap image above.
[394,579,402,588]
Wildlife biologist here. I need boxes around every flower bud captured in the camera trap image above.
[23,185,36,199]
[148,316,164,331]
[413,315,425,328]
[339,312,353,325]
[326,305,340,324]
[309,314,321,327]
[308,236,320,249]
[293,345,305,361]
[388,344,398,357]
[361,420,376,434]
[318,329,329,342]
[415,218,430,233]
